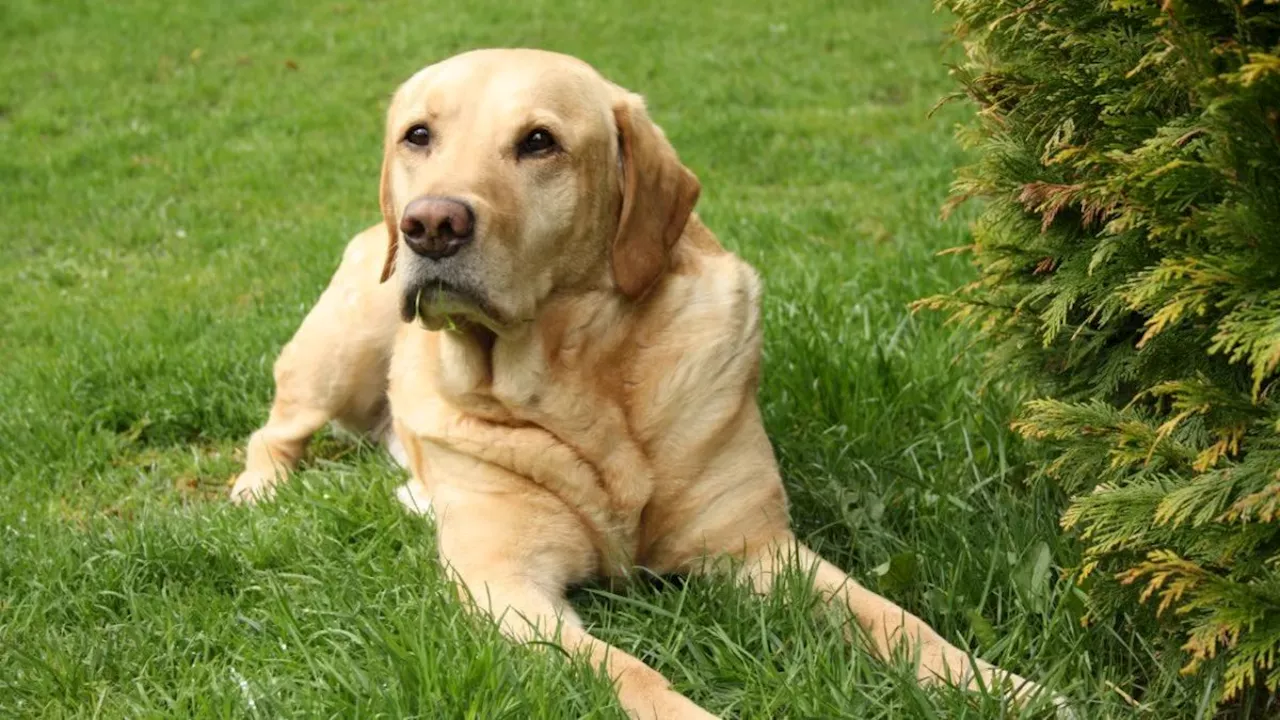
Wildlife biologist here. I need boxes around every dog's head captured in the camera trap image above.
[378,49,700,333]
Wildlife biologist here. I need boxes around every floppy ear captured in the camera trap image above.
[378,131,400,283]
[373,135,399,281]
[611,94,700,299]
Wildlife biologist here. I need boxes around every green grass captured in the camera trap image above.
[0,0,1223,717]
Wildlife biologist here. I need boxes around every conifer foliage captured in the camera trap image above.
[923,0,1280,704]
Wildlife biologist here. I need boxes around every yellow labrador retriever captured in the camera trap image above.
[231,48,1049,719]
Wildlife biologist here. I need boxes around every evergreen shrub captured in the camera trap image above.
[922,0,1280,703]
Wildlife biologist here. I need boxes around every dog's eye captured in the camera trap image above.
[404,125,432,147]
[517,128,558,157]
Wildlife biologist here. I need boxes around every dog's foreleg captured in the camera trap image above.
[452,571,717,720]
[232,227,401,503]
[733,533,1063,711]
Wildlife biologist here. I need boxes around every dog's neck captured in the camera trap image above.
[432,286,634,423]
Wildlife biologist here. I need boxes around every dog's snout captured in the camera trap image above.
[400,197,476,261]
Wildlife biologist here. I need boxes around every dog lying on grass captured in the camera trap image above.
[231,48,1057,719]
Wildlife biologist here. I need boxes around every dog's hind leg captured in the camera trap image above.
[232,225,402,503]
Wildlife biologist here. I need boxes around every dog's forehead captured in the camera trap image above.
[395,50,611,126]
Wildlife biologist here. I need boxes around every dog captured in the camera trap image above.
[231,48,1053,719]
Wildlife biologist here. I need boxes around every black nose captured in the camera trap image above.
[399,196,476,261]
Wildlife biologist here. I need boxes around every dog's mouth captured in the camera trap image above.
[401,279,501,332]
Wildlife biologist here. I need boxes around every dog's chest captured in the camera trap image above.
[389,324,654,567]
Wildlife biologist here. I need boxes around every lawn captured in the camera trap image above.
[0,0,1218,717]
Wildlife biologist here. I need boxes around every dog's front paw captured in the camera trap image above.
[1006,675,1075,719]
[1045,692,1079,720]
[660,694,719,720]
[229,470,279,505]
[622,689,718,720]
[961,665,1073,719]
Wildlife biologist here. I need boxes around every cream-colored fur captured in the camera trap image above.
[231,49,1055,719]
